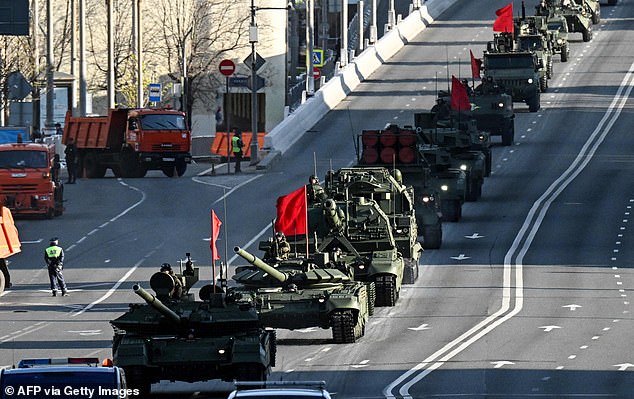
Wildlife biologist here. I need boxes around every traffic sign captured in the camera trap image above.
[219,59,236,76]
[148,83,162,102]
[313,67,321,80]
[312,49,324,67]
[243,52,266,72]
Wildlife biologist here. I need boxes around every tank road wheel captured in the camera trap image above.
[561,43,569,62]
[374,275,398,307]
[330,310,360,343]
[84,153,106,178]
[124,368,152,398]
[402,258,419,285]
[175,160,187,177]
[365,282,376,316]
[527,94,541,113]
[421,223,442,249]
[539,76,548,93]
[441,199,461,222]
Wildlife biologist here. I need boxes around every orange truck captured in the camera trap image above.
[0,206,21,294]
[0,141,64,218]
[63,108,192,178]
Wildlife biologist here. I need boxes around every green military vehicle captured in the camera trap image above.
[356,127,444,248]
[414,111,488,202]
[323,167,424,283]
[514,13,554,84]
[581,0,601,24]
[545,14,570,62]
[536,0,593,42]
[232,246,371,343]
[482,33,542,112]
[111,254,276,395]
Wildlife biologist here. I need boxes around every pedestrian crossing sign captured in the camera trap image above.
[312,49,324,67]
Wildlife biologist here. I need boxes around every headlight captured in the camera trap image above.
[497,102,504,108]
[422,196,430,203]
[527,78,534,84]
[218,349,226,355]
[441,185,449,191]
[357,264,365,270]
[460,164,468,171]
[557,38,563,44]
[318,296,326,303]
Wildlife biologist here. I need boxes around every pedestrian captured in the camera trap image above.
[54,123,63,136]
[51,154,61,184]
[231,129,244,173]
[44,238,68,297]
[64,137,77,183]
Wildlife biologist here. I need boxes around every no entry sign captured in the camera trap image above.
[219,59,236,76]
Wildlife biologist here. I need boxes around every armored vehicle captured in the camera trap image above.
[358,124,466,224]
[536,0,593,42]
[111,254,276,395]
[483,33,542,112]
[514,13,554,85]
[545,14,570,61]
[232,247,370,343]
[323,167,424,283]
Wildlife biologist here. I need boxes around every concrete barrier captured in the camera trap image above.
[260,0,460,168]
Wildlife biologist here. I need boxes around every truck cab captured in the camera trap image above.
[0,142,63,218]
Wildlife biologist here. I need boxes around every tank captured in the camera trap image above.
[231,246,371,343]
[110,254,276,396]
[323,167,424,283]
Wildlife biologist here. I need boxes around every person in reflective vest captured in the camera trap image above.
[44,237,68,296]
[231,129,244,173]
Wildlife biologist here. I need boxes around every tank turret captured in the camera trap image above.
[133,284,182,324]
[234,246,288,282]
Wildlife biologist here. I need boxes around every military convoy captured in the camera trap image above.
[111,255,276,395]
[536,0,593,42]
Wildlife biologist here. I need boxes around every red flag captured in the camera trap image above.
[274,186,307,236]
[470,50,482,79]
[493,3,514,33]
[450,76,471,112]
[210,210,222,261]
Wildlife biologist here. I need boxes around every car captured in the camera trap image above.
[227,381,332,399]
[0,357,133,399]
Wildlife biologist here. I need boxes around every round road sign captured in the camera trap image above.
[313,67,321,80]
[219,59,236,76]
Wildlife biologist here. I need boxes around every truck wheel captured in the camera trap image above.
[528,94,540,112]
[539,76,548,93]
[582,28,593,42]
[561,44,569,62]
[84,153,106,178]
[121,149,144,178]
[0,259,9,294]
[441,199,461,222]
[162,166,175,178]
[421,224,442,249]
[502,125,514,146]
[176,160,187,177]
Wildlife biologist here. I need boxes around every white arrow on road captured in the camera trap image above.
[408,323,430,331]
[539,326,562,332]
[491,361,515,369]
[613,363,634,371]
[464,233,485,239]
[563,304,582,311]
[451,254,471,261]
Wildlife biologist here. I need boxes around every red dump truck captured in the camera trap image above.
[0,206,21,294]
[63,108,192,178]
[0,141,64,218]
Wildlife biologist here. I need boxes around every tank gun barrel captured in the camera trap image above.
[233,246,288,283]
[133,284,182,324]
[324,199,344,233]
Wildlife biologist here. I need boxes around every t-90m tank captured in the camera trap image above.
[110,254,276,396]
[231,246,370,343]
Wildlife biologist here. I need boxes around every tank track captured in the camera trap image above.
[402,258,419,285]
[366,282,376,316]
[330,310,363,343]
[374,275,398,307]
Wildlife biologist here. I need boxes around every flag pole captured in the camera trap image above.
[222,188,228,290]
[304,186,309,257]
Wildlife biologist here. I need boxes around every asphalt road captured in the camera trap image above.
[1,0,633,398]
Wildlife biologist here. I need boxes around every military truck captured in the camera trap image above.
[514,13,554,84]
[111,254,276,395]
[536,0,593,42]
[545,14,570,62]
[356,127,444,247]
[482,33,542,112]
[232,246,371,342]
[414,112,487,202]
[323,167,424,283]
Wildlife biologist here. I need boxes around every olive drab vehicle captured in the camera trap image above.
[231,246,371,343]
[545,14,570,62]
[536,0,593,42]
[414,111,487,202]
[322,167,424,284]
[110,254,276,395]
[355,128,444,248]
[514,9,554,90]
[482,32,542,112]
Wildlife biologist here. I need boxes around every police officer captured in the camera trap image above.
[44,238,68,296]
[231,129,244,173]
